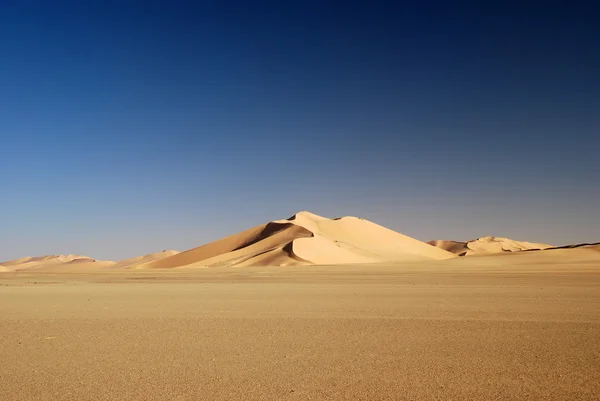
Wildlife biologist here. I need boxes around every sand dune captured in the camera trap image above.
[0,211,455,271]
[0,251,185,272]
[3,214,595,272]
[428,236,554,256]
[137,211,456,269]
[0,254,115,272]
[443,244,600,267]
[0,254,90,267]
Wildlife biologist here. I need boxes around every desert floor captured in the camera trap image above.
[1,259,599,400]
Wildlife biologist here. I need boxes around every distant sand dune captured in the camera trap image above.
[0,254,90,267]
[443,244,600,266]
[428,236,554,256]
[0,250,185,272]
[0,254,115,272]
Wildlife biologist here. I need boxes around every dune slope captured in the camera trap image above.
[112,250,179,269]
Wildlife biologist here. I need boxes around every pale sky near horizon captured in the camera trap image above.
[1,1,599,261]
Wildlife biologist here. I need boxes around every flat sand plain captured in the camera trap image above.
[1,258,599,400]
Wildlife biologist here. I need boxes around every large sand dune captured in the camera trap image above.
[428,236,554,256]
[136,211,456,268]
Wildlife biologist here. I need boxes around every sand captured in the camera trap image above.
[1,251,599,401]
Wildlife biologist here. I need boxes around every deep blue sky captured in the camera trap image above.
[1,1,599,260]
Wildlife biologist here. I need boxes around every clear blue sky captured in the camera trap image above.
[1,1,598,260]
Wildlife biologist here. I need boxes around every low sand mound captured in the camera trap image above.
[0,254,115,272]
[139,211,456,269]
[28,260,117,272]
[428,236,554,256]
[446,244,600,266]
[112,250,180,269]
[1,254,89,267]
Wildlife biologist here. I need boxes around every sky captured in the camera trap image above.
[1,1,599,261]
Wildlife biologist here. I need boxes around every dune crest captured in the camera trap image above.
[546,242,600,251]
[137,211,456,269]
[428,236,554,256]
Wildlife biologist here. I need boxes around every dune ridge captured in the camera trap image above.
[545,242,600,251]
